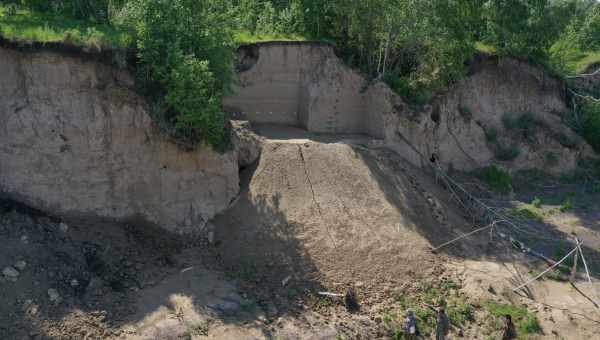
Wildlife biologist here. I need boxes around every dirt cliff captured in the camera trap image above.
[0,46,238,234]
[223,42,384,138]
[226,43,594,174]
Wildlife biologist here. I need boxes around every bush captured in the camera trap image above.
[125,0,234,150]
[485,302,542,335]
[581,101,600,153]
[579,5,600,50]
[560,198,574,212]
[481,166,513,194]
[20,0,126,23]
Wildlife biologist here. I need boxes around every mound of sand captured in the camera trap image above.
[213,127,480,291]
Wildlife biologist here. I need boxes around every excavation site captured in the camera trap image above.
[1,35,600,340]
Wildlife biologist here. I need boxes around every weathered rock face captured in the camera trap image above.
[0,47,238,234]
[226,43,594,174]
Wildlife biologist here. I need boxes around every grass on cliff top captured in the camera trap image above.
[234,30,309,45]
[0,5,131,49]
[573,50,600,73]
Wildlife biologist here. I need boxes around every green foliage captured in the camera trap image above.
[531,197,542,208]
[560,198,574,212]
[485,302,542,335]
[580,101,600,153]
[507,206,543,223]
[0,4,130,47]
[3,0,599,149]
[17,0,128,23]
[482,0,577,62]
[578,4,600,51]
[549,2,600,75]
[166,57,228,148]
[125,0,234,149]
[481,166,513,193]
[393,278,474,337]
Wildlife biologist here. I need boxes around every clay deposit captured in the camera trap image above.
[0,46,238,234]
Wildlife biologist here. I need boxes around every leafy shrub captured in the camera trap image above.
[166,57,228,148]
[485,302,542,335]
[508,206,543,223]
[581,101,600,153]
[560,198,574,212]
[579,5,600,50]
[481,166,513,194]
[19,0,126,23]
[531,197,542,208]
[125,0,234,150]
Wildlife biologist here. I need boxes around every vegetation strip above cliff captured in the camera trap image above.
[1,0,599,151]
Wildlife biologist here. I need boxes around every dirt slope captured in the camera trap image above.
[213,126,482,292]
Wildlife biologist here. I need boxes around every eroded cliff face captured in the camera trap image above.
[226,43,594,174]
[385,56,594,173]
[223,42,384,138]
[0,47,238,234]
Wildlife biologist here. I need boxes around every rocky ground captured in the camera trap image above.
[2,128,600,340]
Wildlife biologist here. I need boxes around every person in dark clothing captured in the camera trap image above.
[436,306,450,340]
[502,314,517,340]
[402,309,419,340]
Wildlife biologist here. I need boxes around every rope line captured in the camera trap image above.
[577,242,600,309]
[432,221,500,251]
[512,243,580,292]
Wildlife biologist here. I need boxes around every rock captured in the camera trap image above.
[14,260,26,271]
[20,235,28,244]
[70,279,79,287]
[58,222,69,233]
[2,266,19,279]
[231,120,263,167]
[47,288,61,303]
